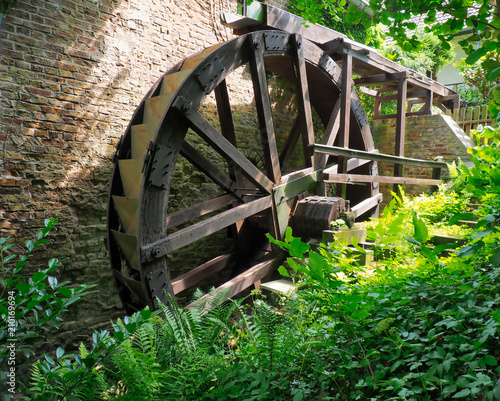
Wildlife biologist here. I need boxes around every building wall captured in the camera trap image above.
[0,0,236,349]
[370,114,474,208]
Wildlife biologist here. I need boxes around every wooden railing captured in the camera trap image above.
[445,105,494,134]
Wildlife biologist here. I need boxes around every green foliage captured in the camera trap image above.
[0,219,95,360]
[455,52,500,107]
[288,0,367,43]
[268,215,500,400]
[381,31,455,79]
[452,127,500,266]
[0,0,16,17]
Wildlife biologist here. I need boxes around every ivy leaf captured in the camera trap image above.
[448,213,475,225]
[278,265,290,277]
[452,388,471,398]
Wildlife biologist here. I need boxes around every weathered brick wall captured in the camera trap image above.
[0,0,236,349]
[370,114,475,208]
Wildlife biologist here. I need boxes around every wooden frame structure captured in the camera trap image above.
[222,1,460,185]
[106,3,458,312]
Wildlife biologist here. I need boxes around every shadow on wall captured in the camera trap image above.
[0,0,233,352]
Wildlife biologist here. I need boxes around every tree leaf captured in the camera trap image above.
[465,47,488,64]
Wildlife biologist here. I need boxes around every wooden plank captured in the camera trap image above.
[351,194,383,217]
[166,194,236,230]
[339,54,352,199]
[394,77,407,192]
[171,253,234,294]
[180,141,244,200]
[141,196,273,262]
[375,89,428,103]
[292,33,315,168]
[249,35,281,184]
[324,173,443,186]
[174,97,274,193]
[359,86,379,97]
[189,255,280,311]
[323,157,373,174]
[315,98,341,170]
[354,71,408,85]
[371,110,430,120]
[311,144,447,168]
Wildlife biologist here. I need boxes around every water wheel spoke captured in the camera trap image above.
[187,253,281,311]
[180,141,244,200]
[291,34,315,168]
[174,96,274,193]
[166,194,237,230]
[171,253,237,294]
[141,195,273,262]
[249,36,281,184]
[316,98,341,170]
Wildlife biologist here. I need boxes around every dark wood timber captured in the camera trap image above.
[324,174,443,186]
[188,254,280,310]
[249,35,281,184]
[279,116,301,171]
[351,194,383,217]
[338,54,352,199]
[174,97,274,193]
[180,141,244,200]
[394,77,407,192]
[166,194,236,230]
[291,34,315,168]
[311,144,447,169]
[171,253,235,294]
[141,196,273,262]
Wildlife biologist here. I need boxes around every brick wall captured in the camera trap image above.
[0,0,236,350]
[370,114,475,208]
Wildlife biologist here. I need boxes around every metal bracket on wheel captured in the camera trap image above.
[195,55,226,93]
[264,32,288,51]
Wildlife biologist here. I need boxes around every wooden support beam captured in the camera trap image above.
[351,194,383,217]
[165,194,236,230]
[315,98,341,171]
[359,86,379,97]
[310,144,447,169]
[394,77,407,192]
[338,54,352,198]
[180,141,244,200]
[187,254,280,312]
[291,34,315,169]
[354,71,408,86]
[142,195,273,262]
[279,116,301,171]
[171,253,235,294]
[174,97,274,193]
[423,89,433,115]
[323,174,443,186]
[249,35,281,184]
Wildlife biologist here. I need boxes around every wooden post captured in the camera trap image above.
[423,90,433,115]
[393,76,407,194]
[338,54,352,199]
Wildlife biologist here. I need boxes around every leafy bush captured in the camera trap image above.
[0,218,95,360]
[268,220,500,400]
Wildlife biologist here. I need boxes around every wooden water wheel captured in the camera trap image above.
[106,30,380,312]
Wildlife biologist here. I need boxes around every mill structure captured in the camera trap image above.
[106,2,459,312]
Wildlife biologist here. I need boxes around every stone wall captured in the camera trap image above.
[0,0,236,349]
[370,114,475,208]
